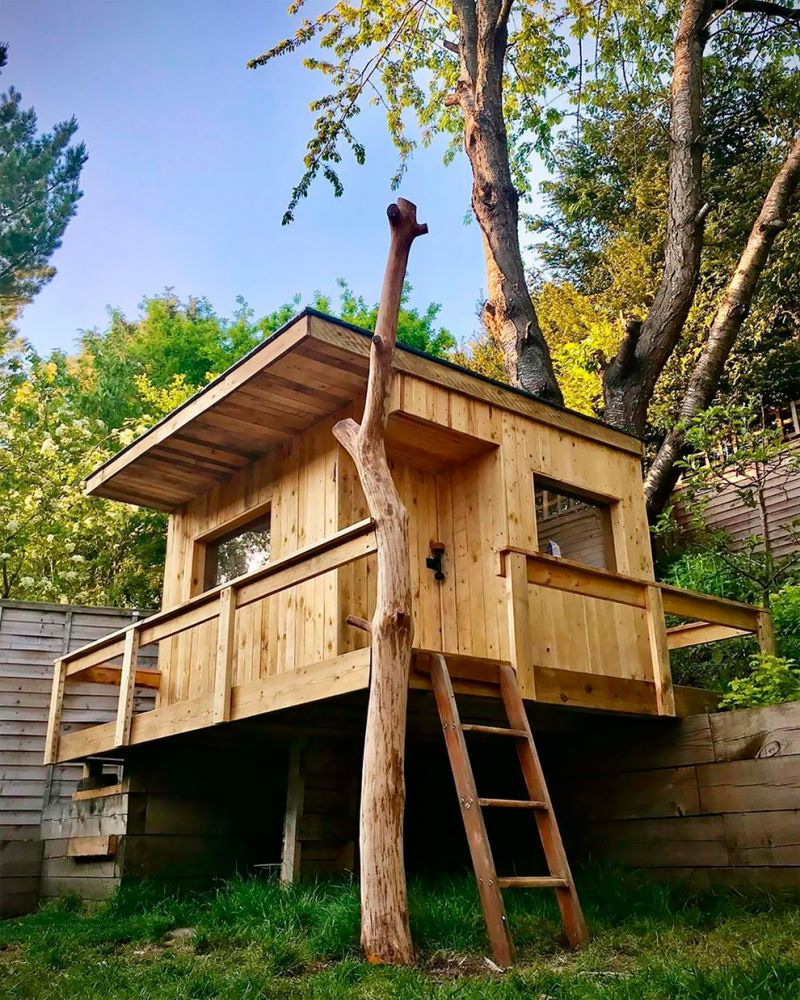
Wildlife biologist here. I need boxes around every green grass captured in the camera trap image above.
[1,867,798,999]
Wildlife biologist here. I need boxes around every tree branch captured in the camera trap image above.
[644,133,800,518]
[713,0,800,19]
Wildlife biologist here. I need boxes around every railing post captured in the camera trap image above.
[503,551,536,699]
[44,658,67,765]
[646,586,676,716]
[756,610,776,655]
[213,586,236,724]
[115,626,140,747]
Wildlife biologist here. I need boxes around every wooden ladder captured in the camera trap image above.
[429,653,588,966]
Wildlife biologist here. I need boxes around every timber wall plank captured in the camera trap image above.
[546,701,800,890]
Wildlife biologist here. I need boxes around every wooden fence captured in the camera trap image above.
[0,600,154,916]
[548,700,800,890]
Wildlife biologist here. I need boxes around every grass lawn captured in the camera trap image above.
[1,866,798,999]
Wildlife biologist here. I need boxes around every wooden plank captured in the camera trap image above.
[710,702,800,762]
[56,648,371,762]
[579,815,729,868]
[66,835,118,858]
[43,658,66,765]
[756,611,777,655]
[698,757,800,814]
[667,621,749,650]
[724,810,800,866]
[562,766,701,822]
[68,664,161,689]
[534,666,659,715]
[503,552,536,699]
[280,740,306,883]
[520,551,647,609]
[645,585,675,717]
[660,585,761,631]
[114,628,140,748]
[212,587,236,724]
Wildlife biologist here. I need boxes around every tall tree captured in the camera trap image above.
[0,45,87,338]
[253,1,800,508]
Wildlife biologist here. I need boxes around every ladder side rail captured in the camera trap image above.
[498,664,588,948]
[430,654,516,967]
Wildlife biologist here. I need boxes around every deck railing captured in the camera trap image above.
[44,518,377,764]
[45,523,775,761]
[500,547,774,716]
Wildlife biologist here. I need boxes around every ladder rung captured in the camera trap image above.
[497,876,569,889]
[479,798,547,810]
[461,724,528,738]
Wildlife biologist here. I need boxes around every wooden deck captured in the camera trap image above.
[44,520,773,764]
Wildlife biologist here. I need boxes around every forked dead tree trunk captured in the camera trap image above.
[332,197,427,965]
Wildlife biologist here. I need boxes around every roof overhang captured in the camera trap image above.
[85,309,642,512]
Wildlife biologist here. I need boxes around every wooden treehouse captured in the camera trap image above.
[43,306,774,959]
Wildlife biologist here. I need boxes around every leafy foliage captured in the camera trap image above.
[0,283,453,607]
[719,652,800,709]
[0,45,87,340]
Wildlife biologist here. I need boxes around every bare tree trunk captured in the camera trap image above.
[644,133,800,517]
[452,0,563,404]
[603,0,711,433]
[332,198,426,965]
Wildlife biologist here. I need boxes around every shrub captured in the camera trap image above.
[720,653,800,709]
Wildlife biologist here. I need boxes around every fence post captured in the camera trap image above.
[646,586,676,716]
[756,610,776,655]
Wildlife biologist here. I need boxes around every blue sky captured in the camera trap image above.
[4,0,548,356]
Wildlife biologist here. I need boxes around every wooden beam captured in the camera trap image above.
[667,621,749,650]
[756,611,777,655]
[645,585,676,717]
[67,663,162,689]
[503,551,536,699]
[67,835,118,858]
[212,586,236,724]
[281,739,306,883]
[43,658,66,765]
[114,627,140,748]
[660,585,761,631]
[516,550,647,609]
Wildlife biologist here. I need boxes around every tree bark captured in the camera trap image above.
[332,198,426,966]
[644,133,800,518]
[603,0,712,433]
[452,0,563,404]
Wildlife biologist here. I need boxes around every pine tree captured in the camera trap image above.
[0,45,87,339]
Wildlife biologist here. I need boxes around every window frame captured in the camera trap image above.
[190,499,273,596]
[531,474,619,573]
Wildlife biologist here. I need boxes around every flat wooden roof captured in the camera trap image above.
[85,309,643,511]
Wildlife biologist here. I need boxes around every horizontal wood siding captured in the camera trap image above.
[673,438,800,559]
[0,601,155,835]
[547,701,800,890]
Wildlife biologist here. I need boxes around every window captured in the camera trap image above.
[203,511,271,589]
[534,480,616,571]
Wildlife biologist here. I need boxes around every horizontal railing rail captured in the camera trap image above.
[44,518,377,764]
